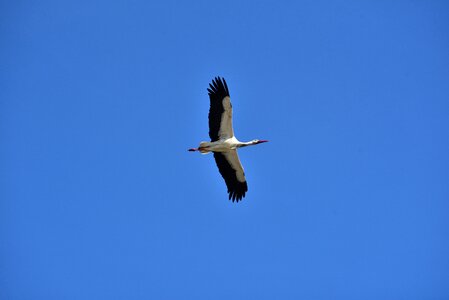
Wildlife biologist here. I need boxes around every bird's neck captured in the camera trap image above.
[238,140,258,148]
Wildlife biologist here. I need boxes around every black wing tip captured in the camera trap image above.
[229,193,245,202]
[227,182,248,203]
[208,76,230,97]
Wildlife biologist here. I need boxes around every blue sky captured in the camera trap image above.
[1,1,449,299]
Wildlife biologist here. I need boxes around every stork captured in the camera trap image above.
[189,77,268,202]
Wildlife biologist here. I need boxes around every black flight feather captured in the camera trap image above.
[208,76,230,142]
[213,152,248,202]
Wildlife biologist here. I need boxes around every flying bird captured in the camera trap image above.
[189,77,268,202]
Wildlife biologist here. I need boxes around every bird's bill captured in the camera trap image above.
[258,140,269,144]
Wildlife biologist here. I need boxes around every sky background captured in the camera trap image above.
[1,1,449,299]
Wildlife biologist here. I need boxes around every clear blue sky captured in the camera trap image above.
[1,1,448,299]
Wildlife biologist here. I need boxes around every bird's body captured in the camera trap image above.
[194,137,262,154]
[189,77,267,202]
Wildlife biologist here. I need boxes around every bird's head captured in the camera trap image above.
[253,139,269,144]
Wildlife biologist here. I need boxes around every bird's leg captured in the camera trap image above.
[188,146,210,154]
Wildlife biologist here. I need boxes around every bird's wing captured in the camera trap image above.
[213,150,248,202]
[207,77,234,142]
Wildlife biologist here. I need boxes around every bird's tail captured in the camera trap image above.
[199,142,211,154]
